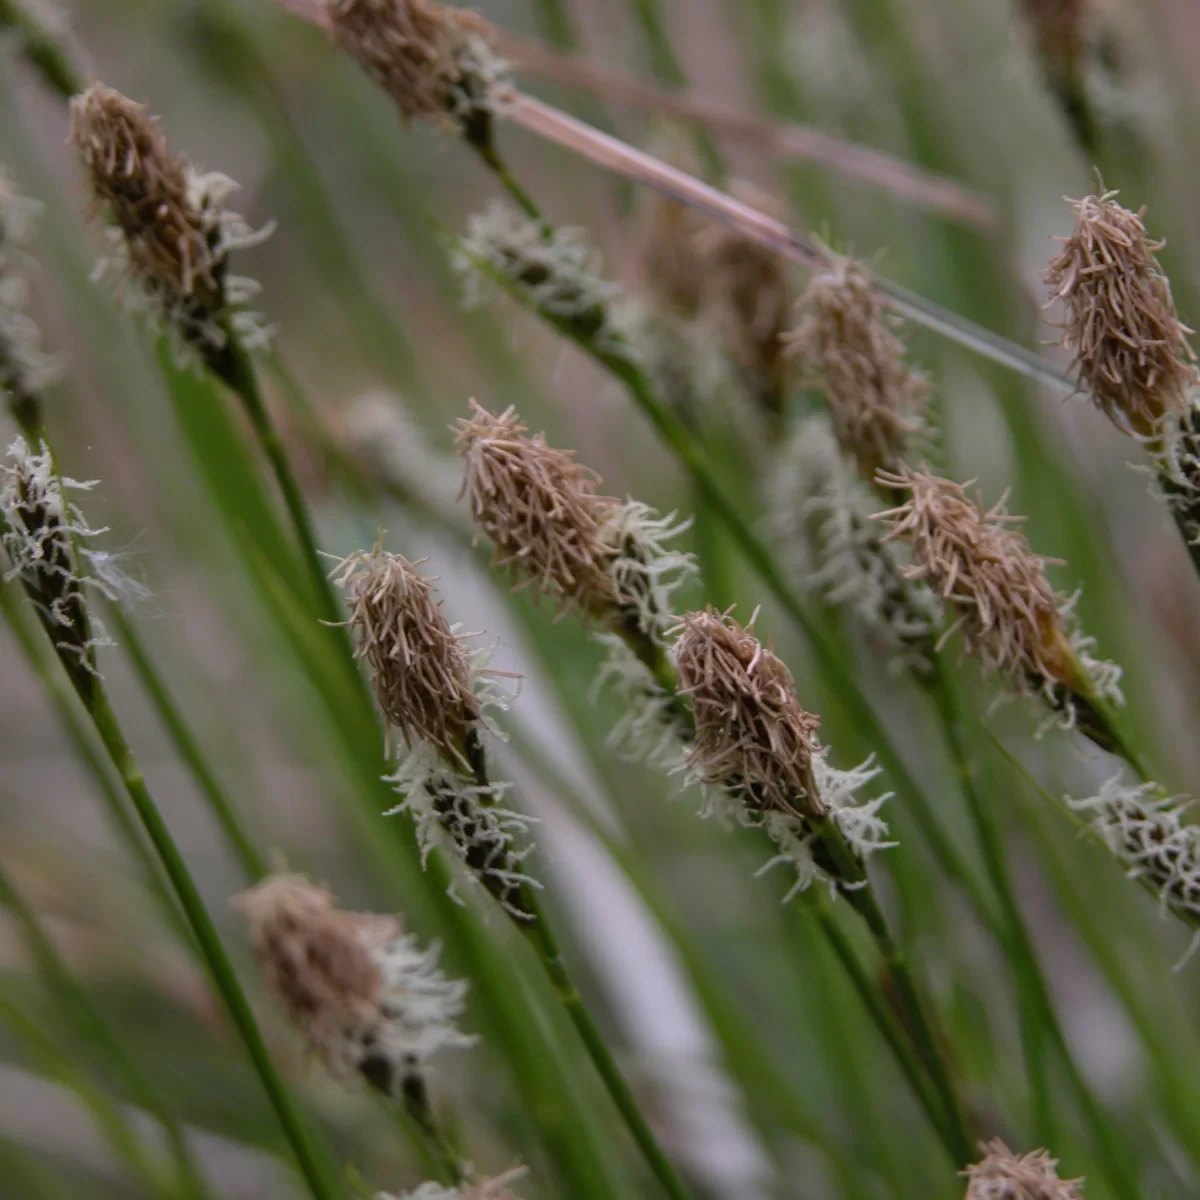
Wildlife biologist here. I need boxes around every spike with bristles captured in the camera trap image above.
[236,874,476,1095]
[877,465,1122,734]
[672,607,893,897]
[786,253,927,479]
[767,415,940,671]
[962,1138,1084,1199]
[68,82,273,379]
[1045,184,1197,437]
[378,1167,529,1200]
[326,0,511,130]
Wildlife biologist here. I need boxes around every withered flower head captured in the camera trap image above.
[673,607,823,817]
[332,545,481,756]
[786,254,926,479]
[1046,185,1197,437]
[455,401,618,616]
[695,182,794,406]
[877,466,1082,696]
[237,874,474,1093]
[380,1168,529,1200]
[69,83,271,377]
[963,1139,1084,1199]
[327,0,508,128]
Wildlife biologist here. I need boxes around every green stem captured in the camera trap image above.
[0,0,83,97]
[216,329,346,638]
[810,819,975,1166]
[931,660,1141,1199]
[107,603,269,882]
[0,860,211,1200]
[806,899,962,1165]
[0,996,171,1195]
[517,887,695,1200]
[84,685,341,1200]
[399,1073,467,1186]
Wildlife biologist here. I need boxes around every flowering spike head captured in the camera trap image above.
[452,204,624,351]
[333,546,481,759]
[0,437,106,700]
[455,401,618,616]
[327,0,508,129]
[673,607,823,817]
[786,254,927,479]
[237,874,475,1093]
[379,1168,528,1200]
[695,182,794,407]
[0,170,59,414]
[962,1139,1084,1199]
[877,466,1083,695]
[768,415,941,671]
[69,83,271,377]
[1046,185,1197,437]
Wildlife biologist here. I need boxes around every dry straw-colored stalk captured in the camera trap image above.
[1046,184,1197,437]
[787,254,927,479]
[674,607,823,817]
[877,465,1083,697]
[237,874,474,1095]
[962,1138,1084,1199]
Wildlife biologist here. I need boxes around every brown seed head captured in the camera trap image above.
[786,255,927,479]
[674,608,823,817]
[877,466,1081,694]
[69,84,222,318]
[696,182,794,402]
[1046,185,1197,437]
[455,401,619,616]
[963,1139,1084,1199]
[327,0,496,126]
[334,546,481,756]
[236,875,391,1072]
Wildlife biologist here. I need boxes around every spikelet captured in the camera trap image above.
[451,203,629,355]
[332,543,537,916]
[69,83,273,380]
[1067,774,1200,965]
[0,170,59,410]
[333,545,481,758]
[1045,184,1196,437]
[672,607,893,897]
[378,1167,528,1200]
[0,438,137,701]
[327,0,511,130]
[786,254,927,479]
[236,875,475,1094]
[962,1139,1084,1199]
[694,182,794,411]
[454,401,617,617]
[767,415,940,671]
[877,466,1122,732]
[456,401,696,766]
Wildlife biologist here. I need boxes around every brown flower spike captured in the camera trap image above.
[236,875,474,1095]
[877,467,1083,696]
[1046,185,1197,437]
[455,401,619,616]
[674,608,823,818]
[333,546,481,758]
[787,254,926,479]
[70,86,221,325]
[963,1139,1084,1199]
[327,0,499,128]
